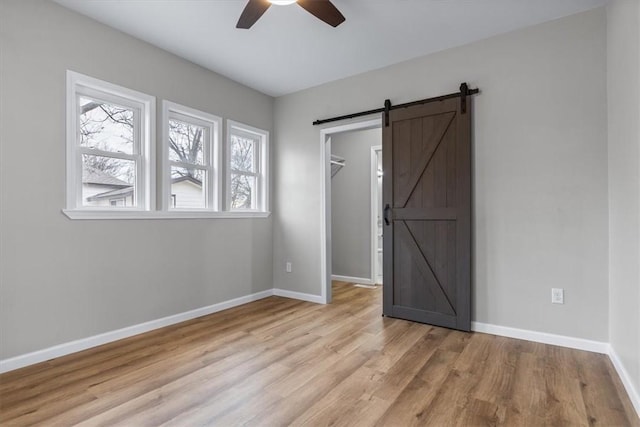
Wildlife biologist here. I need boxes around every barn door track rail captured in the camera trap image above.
[312,83,479,126]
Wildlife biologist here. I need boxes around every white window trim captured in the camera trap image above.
[65,70,155,213]
[161,101,222,211]
[226,120,269,213]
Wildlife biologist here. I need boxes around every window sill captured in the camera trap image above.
[62,209,271,220]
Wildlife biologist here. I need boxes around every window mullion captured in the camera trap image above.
[133,109,141,156]
[136,126,144,209]
[75,150,83,209]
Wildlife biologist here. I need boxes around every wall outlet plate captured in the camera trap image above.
[551,288,564,304]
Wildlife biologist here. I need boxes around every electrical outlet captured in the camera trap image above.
[285,262,292,273]
[551,288,564,304]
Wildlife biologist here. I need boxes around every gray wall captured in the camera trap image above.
[331,128,381,280]
[273,9,609,341]
[0,0,274,359]
[607,0,640,403]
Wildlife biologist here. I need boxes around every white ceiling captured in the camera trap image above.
[54,0,607,97]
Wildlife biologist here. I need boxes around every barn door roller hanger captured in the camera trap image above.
[312,83,479,127]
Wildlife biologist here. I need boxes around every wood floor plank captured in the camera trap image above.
[231,343,378,426]
[502,351,547,426]
[545,345,591,426]
[375,348,461,426]
[326,328,453,427]
[414,337,490,426]
[80,326,320,426]
[1,282,638,426]
[606,358,640,427]
[574,350,638,426]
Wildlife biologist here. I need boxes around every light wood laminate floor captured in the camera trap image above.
[1,282,638,426]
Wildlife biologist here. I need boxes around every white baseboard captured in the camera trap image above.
[608,345,640,417]
[0,289,274,374]
[471,321,609,354]
[331,275,374,285]
[273,288,326,304]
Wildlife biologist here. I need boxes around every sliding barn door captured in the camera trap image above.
[382,97,471,331]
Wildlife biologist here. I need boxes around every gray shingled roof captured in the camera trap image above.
[86,186,133,201]
[86,175,202,201]
[82,166,131,187]
[171,175,202,186]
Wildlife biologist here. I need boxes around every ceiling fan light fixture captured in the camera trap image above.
[269,0,297,5]
[238,0,344,29]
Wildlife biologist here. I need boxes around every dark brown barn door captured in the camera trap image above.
[382,97,471,331]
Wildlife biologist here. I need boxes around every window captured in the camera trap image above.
[162,101,221,211]
[64,71,269,219]
[66,71,155,212]
[226,121,269,212]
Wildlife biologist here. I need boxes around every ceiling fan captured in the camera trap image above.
[236,0,345,29]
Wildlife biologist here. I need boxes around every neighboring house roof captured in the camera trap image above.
[86,186,133,201]
[83,166,131,187]
[171,175,202,186]
[86,175,202,201]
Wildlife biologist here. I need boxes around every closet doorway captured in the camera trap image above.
[320,118,382,303]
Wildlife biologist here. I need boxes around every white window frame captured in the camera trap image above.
[226,120,269,213]
[161,101,222,211]
[64,70,155,214]
[62,72,270,220]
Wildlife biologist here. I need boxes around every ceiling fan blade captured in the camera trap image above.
[297,0,345,27]
[236,0,271,29]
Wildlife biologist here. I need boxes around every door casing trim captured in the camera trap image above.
[370,145,383,285]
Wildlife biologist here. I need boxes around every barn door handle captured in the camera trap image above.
[384,204,391,226]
